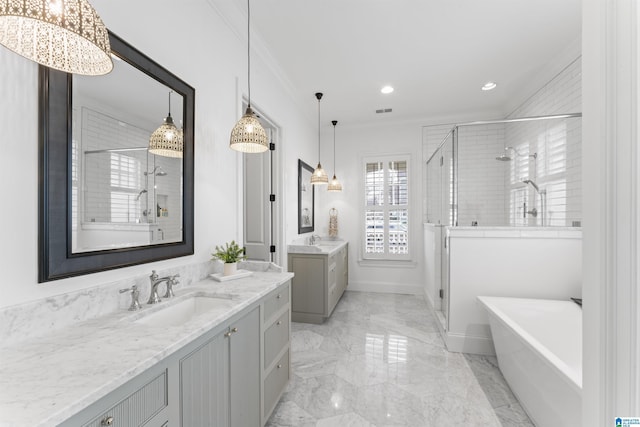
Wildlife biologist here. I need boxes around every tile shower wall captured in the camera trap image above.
[505,58,582,226]
[423,57,581,227]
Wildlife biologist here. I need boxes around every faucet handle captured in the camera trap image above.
[163,276,178,299]
[119,285,142,311]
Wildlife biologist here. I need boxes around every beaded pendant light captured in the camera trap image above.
[311,92,328,185]
[149,91,183,158]
[327,120,342,192]
[229,0,268,153]
[0,0,113,75]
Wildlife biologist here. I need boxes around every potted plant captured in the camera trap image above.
[212,240,246,276]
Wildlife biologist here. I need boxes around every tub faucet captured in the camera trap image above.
[148,270,179,304]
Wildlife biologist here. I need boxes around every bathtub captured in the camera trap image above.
[477,296,582,427]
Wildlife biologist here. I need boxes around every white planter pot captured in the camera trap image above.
[223,262,238,276]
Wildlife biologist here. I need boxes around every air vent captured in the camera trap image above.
[375,108,393,114]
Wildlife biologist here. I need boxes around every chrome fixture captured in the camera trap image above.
[327,120,342,192]
[495,146,537,162]
[119,285,141,311]
[311,92,328,185]
[144,166,167,177]
[135,189,147,201]
[149,91,183,158]
[0,0,113,75]
[309,234,321,245]
[522,179,547,225]
[229,0,268,153]
[147,270,180,304]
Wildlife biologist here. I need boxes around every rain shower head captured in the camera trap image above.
[496,146,537,162]
[155,168,167,176]
[145,166,167,176]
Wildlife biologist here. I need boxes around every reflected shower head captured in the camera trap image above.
[155,168,167,176]
[495,154,512,161]
[145,166,167,176]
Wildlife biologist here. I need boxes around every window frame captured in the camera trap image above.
[361,154,412,262]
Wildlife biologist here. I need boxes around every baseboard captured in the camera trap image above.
[444,331,496,355]
[347,281,423,295]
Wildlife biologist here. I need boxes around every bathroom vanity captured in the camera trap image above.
[287,240,348,324]
[0,271,292,427]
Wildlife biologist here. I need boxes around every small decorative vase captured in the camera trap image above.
[223,262,237,276]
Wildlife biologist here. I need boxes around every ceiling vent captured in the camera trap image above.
[375,108,393,114]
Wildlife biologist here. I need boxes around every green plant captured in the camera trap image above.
[212,240,246,263]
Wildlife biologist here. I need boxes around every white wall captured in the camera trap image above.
[315,121,425,295]
[0,0,316,308]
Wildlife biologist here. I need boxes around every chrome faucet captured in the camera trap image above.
[309,234,321,245]
[147,270,180,304]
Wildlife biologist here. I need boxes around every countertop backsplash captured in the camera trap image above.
[0,260,278,347]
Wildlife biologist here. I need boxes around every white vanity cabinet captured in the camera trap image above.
[288,243,348,324]
[180,306,260,426]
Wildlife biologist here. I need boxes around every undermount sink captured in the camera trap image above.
[287,239,345,254]
[134,295,235,327]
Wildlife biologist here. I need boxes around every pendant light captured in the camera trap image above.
[327,120,342,192]
[311,92,328,185]
[149,91,183,158]
[0,0,113,75]
[229,0,268,153]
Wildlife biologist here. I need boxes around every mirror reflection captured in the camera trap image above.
[298,159,314,234]
[71,53,184,253]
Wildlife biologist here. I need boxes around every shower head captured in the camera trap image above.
[145,166,167,176]
[495,154,512,161]
[496,146,537,162]
[135,189,148,200]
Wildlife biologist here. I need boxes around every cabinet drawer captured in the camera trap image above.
[264,310,290,368]
[83,371,167,427]
[264,350,290,418]
[264,282,290,321]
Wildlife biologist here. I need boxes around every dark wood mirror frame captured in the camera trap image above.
[298,159,315,234]
[38,32,195,282]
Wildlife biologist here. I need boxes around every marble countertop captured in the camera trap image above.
[0,271,293,427]
[287,239,348,256]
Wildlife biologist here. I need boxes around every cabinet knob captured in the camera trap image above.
[276,294,281,299]
[224,331,232,338]
[231,327,238,333]
[277,364,282,369]
[101,416,114,426]
[277,320,282,325]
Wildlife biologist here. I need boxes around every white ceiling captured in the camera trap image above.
[247,0,582,126]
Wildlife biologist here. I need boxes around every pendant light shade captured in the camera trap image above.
[311,92,328,185]
[149,92,183,158]
[327,120,342,192]
[0,0,113,75]
[229,0,268,153]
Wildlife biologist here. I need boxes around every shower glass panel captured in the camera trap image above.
[426,114,582,228]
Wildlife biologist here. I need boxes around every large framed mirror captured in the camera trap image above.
[39,33,195,282]
[298,159,314,234]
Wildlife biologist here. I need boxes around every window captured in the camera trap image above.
[363,156,410,259]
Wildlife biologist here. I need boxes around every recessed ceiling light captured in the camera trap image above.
[381,85,394,94]
[482,82,497,91]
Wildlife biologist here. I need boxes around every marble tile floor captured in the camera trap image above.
[266,291,534,427]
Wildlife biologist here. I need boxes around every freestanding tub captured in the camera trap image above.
[477,296,582,427]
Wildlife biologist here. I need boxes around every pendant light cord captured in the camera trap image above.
[168,91,172,117]
[247,0,252,108]
[318,97,321,161]
[332,121,337,175]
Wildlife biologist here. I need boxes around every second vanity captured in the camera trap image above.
[287,239,349,324]
[0,270,292,427]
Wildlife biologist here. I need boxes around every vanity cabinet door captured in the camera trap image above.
[229,306,260,427]
[180,329,229,426]
[179,306,260,427]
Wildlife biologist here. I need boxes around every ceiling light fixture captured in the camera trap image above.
[327,120,342,192]
[381,85,394,94]
[0,0,113,75]
[229,0,268,153]
[149,91,183,158]
[482,81,497,91]
[311,92,328,185]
